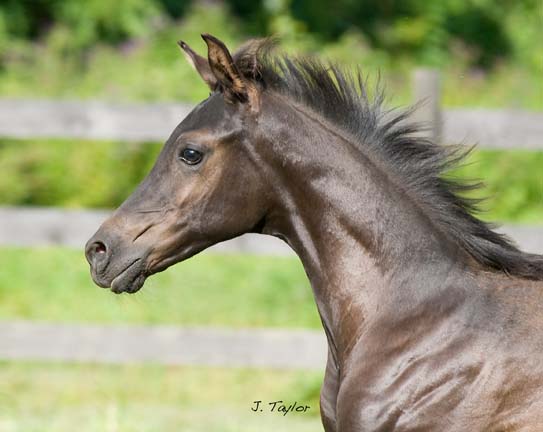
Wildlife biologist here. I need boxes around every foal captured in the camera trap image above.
[86,35,543,431]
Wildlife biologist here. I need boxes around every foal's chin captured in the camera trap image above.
[105,245,208,294]
[90,257,148,295]
[110,262,148,294]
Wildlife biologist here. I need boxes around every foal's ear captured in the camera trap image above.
[201,33,250,104]
[178,40,218,91]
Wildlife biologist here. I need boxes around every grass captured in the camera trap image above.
[0,361,324,432]
[0,248,320,329]
[0,248,324,431]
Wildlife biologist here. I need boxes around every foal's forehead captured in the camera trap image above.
[178,93,234,133]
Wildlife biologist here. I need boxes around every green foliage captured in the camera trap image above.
[0,3,242,102]
[452,150,543,224]
[504,0,543,73]
[0,2,540,108]
[1,0,541,72]
[289,0,541,73]
[57,0,161,48]
[1,139,541,224]
[0,0,162,49]
[0,139,161,208]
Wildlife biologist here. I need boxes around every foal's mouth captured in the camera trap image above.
[110,258,147,294]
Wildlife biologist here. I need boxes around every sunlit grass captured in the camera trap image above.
[0,361,323,432]
[0,248,319,328]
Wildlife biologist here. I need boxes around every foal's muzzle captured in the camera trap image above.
[85,230,148,294]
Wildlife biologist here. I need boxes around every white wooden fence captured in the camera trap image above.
[0,70,541,368]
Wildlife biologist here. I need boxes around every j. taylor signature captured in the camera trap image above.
[251,400,311,416]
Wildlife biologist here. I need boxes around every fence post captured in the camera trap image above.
[412,68,442,144]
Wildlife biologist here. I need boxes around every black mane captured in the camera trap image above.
[233,40,543,280]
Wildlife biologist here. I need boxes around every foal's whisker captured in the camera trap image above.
[135,209,166,214]
[133,223,154,243]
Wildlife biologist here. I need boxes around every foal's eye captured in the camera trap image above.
[179,148,204,165]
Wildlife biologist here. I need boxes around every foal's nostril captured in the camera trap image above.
[93,241,107,255]
[86,240,109,265]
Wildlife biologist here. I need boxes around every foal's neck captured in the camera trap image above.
[259,96,469,364]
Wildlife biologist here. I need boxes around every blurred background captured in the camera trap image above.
[0,0,541,431]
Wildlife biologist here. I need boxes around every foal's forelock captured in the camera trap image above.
[231,41,543,280]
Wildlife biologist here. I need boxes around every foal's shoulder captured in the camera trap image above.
[471,271,543,344]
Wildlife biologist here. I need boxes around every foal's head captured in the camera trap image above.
[86,35,271,293]
[86,34,543,293]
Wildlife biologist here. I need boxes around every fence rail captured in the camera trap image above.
[1,206,542,254]
[0,321,326,369]
[0,99,192,142]
[0,98,542,149]
[0,206,294,254]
